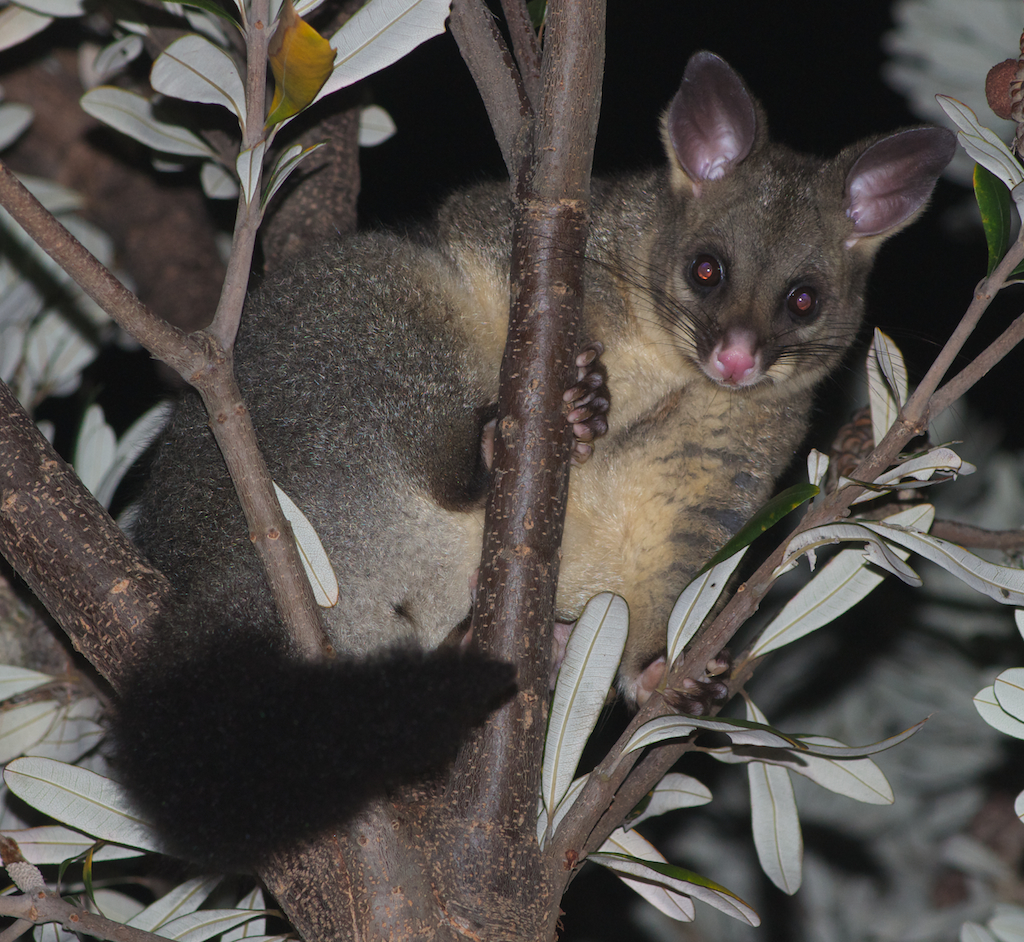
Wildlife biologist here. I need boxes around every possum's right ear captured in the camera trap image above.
[662,51,757,197]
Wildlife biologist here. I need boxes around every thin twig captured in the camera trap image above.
[0,892,166,942]
[0,163,197,377]
[931,519,1024,552]
[450,0,534,177]
[209,0,272,350]
[930,308,1024,418]
[500,0,542,107]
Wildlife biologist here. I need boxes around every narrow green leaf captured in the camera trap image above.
[699,483,818,573]
[593,844,760,925]
[975,162,1013,276]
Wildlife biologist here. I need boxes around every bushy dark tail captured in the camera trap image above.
[108,638,516,872]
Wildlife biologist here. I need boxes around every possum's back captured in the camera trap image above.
[130,233,497,656]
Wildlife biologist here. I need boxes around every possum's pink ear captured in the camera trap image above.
[663,51,757,196]
[844,126,956,249]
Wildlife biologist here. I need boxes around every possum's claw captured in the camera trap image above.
[565,342,609,465]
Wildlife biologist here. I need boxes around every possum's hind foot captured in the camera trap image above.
[565,342,609,465]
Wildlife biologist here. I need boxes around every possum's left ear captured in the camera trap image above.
[662,51,758,197]
[842,126,956,251]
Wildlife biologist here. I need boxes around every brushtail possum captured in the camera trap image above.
[112,51,955,871]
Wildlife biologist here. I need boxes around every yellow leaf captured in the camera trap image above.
[265,0,336,128]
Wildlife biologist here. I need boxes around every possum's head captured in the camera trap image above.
[645,51,954,397]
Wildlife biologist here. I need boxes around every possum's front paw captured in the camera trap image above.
[564,342,609,465]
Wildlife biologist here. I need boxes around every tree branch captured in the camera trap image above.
[450,0,534,176]
[0,380,164,692]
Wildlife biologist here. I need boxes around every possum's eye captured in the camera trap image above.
[689,254,723,288]
[786,285,818,320]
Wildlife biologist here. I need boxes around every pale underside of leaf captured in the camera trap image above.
[960,922,999,942]
[272,481,339,606]
[866,329,905,447]
[79,87,215,158]
[806,449,829,488]
[0,665,54,701]
[622,714,798,756]
[790,718,928,758]
[127,876,221,932]
[157,908,271,942]
[988,904,1024,942]
[358,104,395,146]
[9,0,82,19]
[542,593,627,820]
[625,773,712,830]
[4,756,162,852]
[666,548,747,665]
[775,521,921,586]
[862,520,1024,606]
[261,142,324,211]
[0,5,52,54]
[237,142,267,209]
[746,700,802,894]
[0,700,62,764]
[150,34,246,129]
[537,774,586,848]
[708,736,894,804]
[994,668,1024,723]
[975,685,1024,739]
[200,161,239,200]
[0,102,33,151]
[0,825,143,865]
[848,447,973,504]
[753,548,888,657]
[592,834,695,923]
[317,0,452,102]
[937,95,1024,191]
